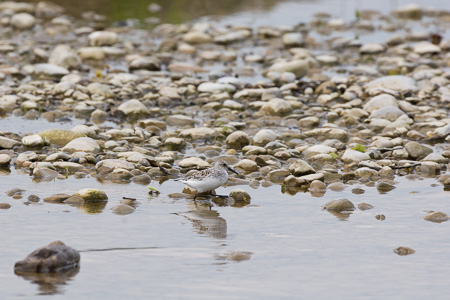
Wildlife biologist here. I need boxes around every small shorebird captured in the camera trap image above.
[176,160,239,200]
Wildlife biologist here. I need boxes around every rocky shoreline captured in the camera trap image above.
[0,2,449,214]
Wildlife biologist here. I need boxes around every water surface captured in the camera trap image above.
[1,0,450,299]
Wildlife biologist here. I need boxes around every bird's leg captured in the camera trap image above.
[193,193,198,201]
[209,191,228,199]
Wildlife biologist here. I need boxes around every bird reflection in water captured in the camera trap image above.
[175,201,227,239]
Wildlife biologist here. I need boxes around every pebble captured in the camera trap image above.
[376,181,396,193]
[323,198,355,211]
[288,159,315,176]
[0,203,11,209]
[423,211,449,223]
[0,154,11,166]
[393,247,415,256]
[358,203,374,210]
[309,180,326,197]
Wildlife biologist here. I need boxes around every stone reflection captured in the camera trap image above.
[15,267,80,295]
[0,167,11,176]
[215,251,253,263]
[284,186,308,196]
[324,209,353,221]
[176,201,227,239]
[75,202,107,214]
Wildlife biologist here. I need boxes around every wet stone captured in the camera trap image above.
[267,169,290,183]
[96,159,135,174]
[351,188,365,194]
[355,167,378,178]
[310,180,326,197]
[404,142,433,160]
[283,175,307,187]
[27,195,40,202]
[109,168,133,181]
[323,198,355,211]
[33,167,59,181]
[14,241,80,273]
[377,181,396,193]
[424,211,449,223]
[393,247,415,256]
[64,196,84,204]
[0,203,11,209]
[375,214,386,221]
[6,188,25,197]
[288,159,315,176]
[358,203,374,210]
[44,194,71,203]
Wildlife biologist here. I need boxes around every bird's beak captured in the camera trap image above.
[228,166,239,175]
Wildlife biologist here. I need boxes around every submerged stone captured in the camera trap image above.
[111,204,135,215]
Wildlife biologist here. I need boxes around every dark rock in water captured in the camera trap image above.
[358,203,374,210]
[14,241,80,273]
[6,188,25,197]
[0,203,11,209]
[376,181,396,193]
[27,195,40,202]
[393,246,415,256]
[423,211,449,223]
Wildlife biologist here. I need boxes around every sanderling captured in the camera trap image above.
[176,160,238,200]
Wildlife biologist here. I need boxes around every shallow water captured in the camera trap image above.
[1,165,450,299]
[2,0,450,298]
